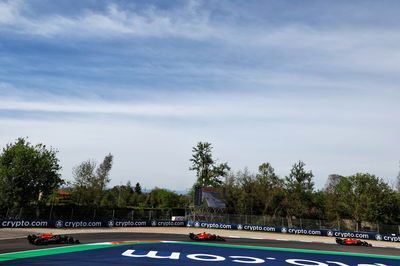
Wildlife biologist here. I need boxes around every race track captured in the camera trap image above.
[1,232,399,265]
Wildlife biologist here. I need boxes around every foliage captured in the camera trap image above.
[324,174,349,221]
[134,182,142,194]
[0,138,63,208]
[190,142,230,187]
[335,173,398,225]
[283,161,314,218]
[71,154,113,206]
[1,137,398,226]
[144,188,188,209]
[96,153,113,190]
[223,163,285,216]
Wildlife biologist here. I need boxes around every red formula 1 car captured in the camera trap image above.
[336,237,372,247]
[189,232,226,241]
[27,233,80,245]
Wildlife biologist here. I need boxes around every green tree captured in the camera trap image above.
[283,161,314,220]
[223,164,285,216]
[0,138,63,208]
[325,173,398,230]
[223,172,242,214]
[135,182,142,194]
[236,168,257,215]
[71,159,97,206]
[100,190,117,208]
[324,174,350,224]
[256,163,282,188]
[255,162,285,216]
[189,142,230,187]
[347,173,397,228]
[71,154,113,206]
[100,181,134,208]
[72,159,97,188]
[96,153,113,191]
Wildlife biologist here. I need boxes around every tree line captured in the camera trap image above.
[0,138,188,212]
[0,138,399,228]
[190,142,400,227]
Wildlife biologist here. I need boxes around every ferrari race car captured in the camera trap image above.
[335,237,372,247]
[189,232,226,241]
[27,233,80,245]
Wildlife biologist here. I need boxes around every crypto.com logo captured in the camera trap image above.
[55,220,63,228]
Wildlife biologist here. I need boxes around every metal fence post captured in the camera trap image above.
[49,204,53,220]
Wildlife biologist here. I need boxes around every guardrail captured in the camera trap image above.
[1,219,399,242]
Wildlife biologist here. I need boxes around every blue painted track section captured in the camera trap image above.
[2,242,399,265]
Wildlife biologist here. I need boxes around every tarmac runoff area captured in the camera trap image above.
[0,227,399,265]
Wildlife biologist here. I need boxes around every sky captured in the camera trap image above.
[1,0,399,191]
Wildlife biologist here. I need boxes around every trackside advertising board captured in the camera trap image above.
[186,221,400,242]
[1,219,399,242]
[0,220,186,229]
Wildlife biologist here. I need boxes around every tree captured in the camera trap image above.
[0,138,63,208]
[235,168,257,215]
[346,173,397,227]
[324,174,349,223]
[189,142,230,187]
[135,182,142,194]
[72,154,113,206]
[256,162,282,189]
[255,162,284,216]
[145,188,184,209]
[325,173,398,230]
[96,153,113,191]
[101,181,134,208]
[72,160,97,188]
[283,161,314,220]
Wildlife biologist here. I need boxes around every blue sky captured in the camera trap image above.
[1,0,399,191]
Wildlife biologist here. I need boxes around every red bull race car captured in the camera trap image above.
[27,233,80,245]
[189,232,226,241]
[335,237,372,247]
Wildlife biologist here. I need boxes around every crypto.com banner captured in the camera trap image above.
[0,219,186,229]
[187,220,400,242]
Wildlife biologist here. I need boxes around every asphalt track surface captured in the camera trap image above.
[1,232,399,256]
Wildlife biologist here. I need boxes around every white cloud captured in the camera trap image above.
[1,1,400,190]
[0,0,216,39]
[0,0,20,24]
[2,0,400,77]
[1,80,399,189]
[1,90,399,190]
